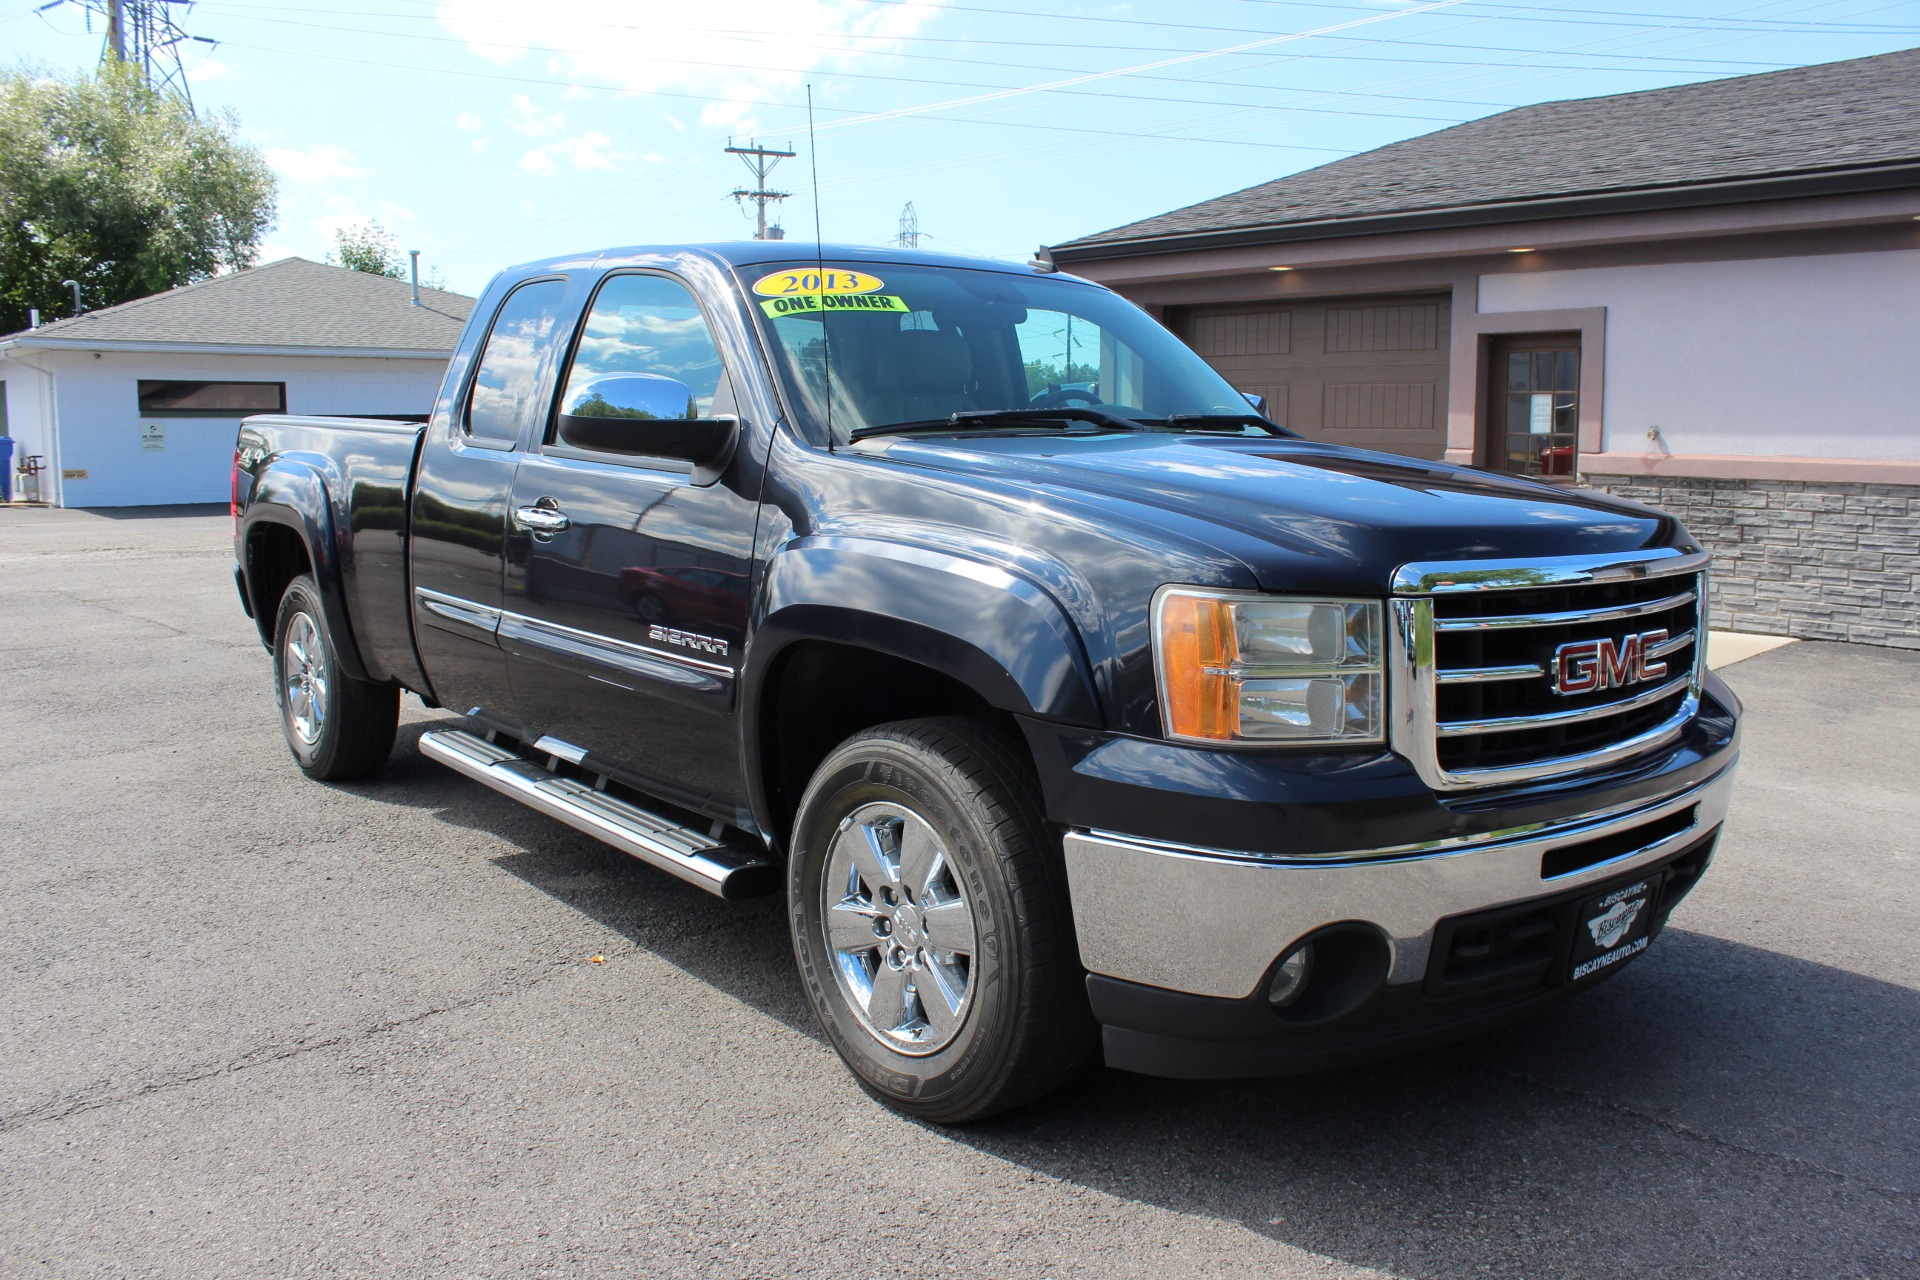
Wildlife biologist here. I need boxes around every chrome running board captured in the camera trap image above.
[418,728,776,900]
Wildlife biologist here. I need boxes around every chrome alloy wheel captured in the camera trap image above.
[822,802,979,1055]
[282,611,329,746]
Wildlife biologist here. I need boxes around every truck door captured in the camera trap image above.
[500,270,759,818]
[410,276,570,726]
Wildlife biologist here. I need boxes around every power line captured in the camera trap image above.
[205,38,1373,154]
[191,0,1813,70]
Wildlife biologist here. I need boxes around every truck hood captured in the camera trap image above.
[865,432,1681,591]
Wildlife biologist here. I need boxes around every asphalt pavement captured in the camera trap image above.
[1,505,1915,1280]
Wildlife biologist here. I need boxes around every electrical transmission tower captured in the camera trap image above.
[49,0,204,105]
[726,140,796,241]
[894,202,920,249]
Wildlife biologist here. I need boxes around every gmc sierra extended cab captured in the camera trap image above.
[232,243,1741,1122]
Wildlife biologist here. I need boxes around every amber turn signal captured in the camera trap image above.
[1157,591,1240,741]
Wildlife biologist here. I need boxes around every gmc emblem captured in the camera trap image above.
[1552,629,1669,696]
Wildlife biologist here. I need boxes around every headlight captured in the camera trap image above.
[1153,587,1385,746]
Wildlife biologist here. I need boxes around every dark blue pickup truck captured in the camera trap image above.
[232,242,1740,1121]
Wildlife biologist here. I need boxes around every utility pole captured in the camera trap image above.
[726,139,795,241]
[894,202,920,249]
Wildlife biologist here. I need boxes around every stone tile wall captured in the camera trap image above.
[1582,474,1919,650]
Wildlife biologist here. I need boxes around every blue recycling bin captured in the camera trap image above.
[0,436,14,503]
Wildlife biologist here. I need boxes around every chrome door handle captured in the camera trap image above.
[513,505,571,532]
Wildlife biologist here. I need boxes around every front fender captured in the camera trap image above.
[748,535,1101,724]
[241,459,372,682]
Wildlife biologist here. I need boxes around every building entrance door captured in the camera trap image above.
[1488,335,1580,479]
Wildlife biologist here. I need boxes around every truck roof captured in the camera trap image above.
[505,241,1052,280]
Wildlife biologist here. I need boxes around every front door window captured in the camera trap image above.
[1493,340,1578,478]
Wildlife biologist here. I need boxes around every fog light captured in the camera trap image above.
[1267,944,1314,1007]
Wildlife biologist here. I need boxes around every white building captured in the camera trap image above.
[0,258,473,508]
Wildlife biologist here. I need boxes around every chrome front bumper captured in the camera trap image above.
[1062,761,1738,1000]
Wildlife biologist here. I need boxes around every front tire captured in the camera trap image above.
[788,717,1094,1123]
[272,574,399,781]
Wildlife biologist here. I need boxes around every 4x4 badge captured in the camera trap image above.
[1552,629,1668,696]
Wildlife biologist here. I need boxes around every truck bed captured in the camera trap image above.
[236,414,429,692]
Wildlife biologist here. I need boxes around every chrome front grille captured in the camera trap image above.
[1388,549,1711,790]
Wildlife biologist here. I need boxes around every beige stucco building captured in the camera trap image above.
[1049,48,1920,647]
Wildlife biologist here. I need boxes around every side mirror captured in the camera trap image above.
[1241,391,1268,415]
[556,374,736,468]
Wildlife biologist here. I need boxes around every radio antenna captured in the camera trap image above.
[807,84,833,446]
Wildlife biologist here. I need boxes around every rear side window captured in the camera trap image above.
[466,279,568,445]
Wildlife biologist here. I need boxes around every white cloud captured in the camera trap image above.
[507,92,566,137]
[454,111,485,130]
[550,130,617,169]
[310,209,373,242]
[266,144,369,184]
[470,137,493,154]
[435,0,945,135]
[518,129,619,172]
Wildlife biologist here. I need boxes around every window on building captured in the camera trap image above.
[1488,336,1578,479]
[136,380,286,416]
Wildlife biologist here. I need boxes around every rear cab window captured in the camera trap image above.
[465,278,569,448]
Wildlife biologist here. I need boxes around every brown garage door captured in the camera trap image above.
[1174,293,1451,460]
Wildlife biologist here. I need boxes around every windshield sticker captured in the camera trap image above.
[752,268,884,298]
[759,293,910,318]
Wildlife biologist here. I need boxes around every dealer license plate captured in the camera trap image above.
[1569,878,1656,983]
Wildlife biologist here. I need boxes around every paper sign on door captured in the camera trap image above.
[1528,394,1553,435]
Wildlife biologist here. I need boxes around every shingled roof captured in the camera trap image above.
[1053,47,1920,260]
[2,257,474,353]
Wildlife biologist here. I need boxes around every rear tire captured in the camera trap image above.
[788,717,1095,1123]
[272,574,398,781]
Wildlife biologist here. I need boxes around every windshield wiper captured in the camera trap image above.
[1157,413,1291,436]
[848,407,1154,442]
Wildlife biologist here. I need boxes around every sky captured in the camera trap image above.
[6,0,1918,295]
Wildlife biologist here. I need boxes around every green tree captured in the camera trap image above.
[1023,358,1100,397]
[0,61,277,333]
[328,219,404,279]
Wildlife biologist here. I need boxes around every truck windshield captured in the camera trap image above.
[748,260,1275,444]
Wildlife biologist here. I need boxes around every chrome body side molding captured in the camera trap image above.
[414,586,502,640]
[497,611,731,694]
[413,587,734,692]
